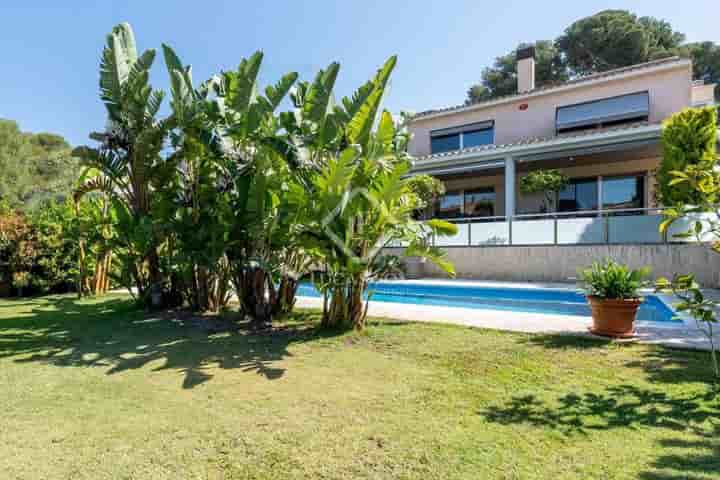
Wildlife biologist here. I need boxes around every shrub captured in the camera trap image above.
[657,106,718,206]
[0,199,79,296]
[28,199,80,293]
[579,259,650,299]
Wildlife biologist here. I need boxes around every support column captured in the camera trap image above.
[504,156,515,220]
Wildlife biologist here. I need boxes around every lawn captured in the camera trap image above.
[1,295,718,479]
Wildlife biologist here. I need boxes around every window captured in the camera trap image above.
[602,175,644,212]
[556,91,649,133]
[435,191,463,219]
[463,128,494,148]
[464,188,495,217]
[558,178,598,212]
[430,134,460,154]
[430,121,494,154]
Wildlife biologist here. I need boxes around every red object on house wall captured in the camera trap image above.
[518,103,529,111]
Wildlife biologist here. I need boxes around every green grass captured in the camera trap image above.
[1,294,719,479]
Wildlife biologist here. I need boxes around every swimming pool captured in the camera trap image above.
[296,281,678,324]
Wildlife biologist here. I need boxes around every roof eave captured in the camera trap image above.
[410,124,663,174]
[410,59,691,123]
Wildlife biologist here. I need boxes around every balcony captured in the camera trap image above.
[427,208,712,247]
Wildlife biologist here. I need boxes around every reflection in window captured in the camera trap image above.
[435,191,462,218]
[430,124,494,154]
[430,134,460,154]
[603,176,644,212]
[463,128,494,148]
[464,188,495,217]
[558,178,598,212]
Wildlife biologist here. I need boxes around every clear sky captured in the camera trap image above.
[1,1,718,146]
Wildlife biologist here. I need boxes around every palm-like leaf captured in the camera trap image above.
[225,51,264,114]
[302,62,340,122]
[346,56,397,148]
[262,72,299,112]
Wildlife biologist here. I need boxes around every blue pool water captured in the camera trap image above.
[296,282,678,323]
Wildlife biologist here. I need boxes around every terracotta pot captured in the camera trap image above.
[587,296,642,338]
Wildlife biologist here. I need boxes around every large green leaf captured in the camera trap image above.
[426,218,459,237]
[376,110,395,149]
[346,57,397,148]
[112,22,138,65]
[302,62,340,122]
[405,244,456,277]
[226,51,264,114]
[263,72,299,111]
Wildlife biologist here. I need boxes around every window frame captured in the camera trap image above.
[434,190,464,219]
[430,120,494,154]
[600,173,646,214]
[555,91,650,134]
[463,187,496,218]
[556,176,599,214]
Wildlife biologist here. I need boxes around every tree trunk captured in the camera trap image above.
[146,248,164,308]
[274,275,298,316]
[348,274,367,330]
[322,273,367,330]
[103,252,112,293]
[235,266,276,329]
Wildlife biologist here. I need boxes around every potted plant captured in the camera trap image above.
[578,259,650,338]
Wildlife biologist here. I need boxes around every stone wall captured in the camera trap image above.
[387,244,720,287]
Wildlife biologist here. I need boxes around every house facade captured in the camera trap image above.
[401,48,720,284]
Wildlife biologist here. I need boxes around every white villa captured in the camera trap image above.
[403,48,720,284]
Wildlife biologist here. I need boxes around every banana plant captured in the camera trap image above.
[155,43,236,312]
[288,57,457,330]
[165,48,301,325]
[73,23,167,305]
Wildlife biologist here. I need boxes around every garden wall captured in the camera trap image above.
[387,244,720,287]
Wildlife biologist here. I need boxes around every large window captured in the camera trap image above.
[463,128,494,149]
[602,175,644,212]
[556,91,649,133]
[464,188,495,217]
[558,178,598,212]
[435,191,463,219]
[430,121,494,154]
[430,134,460,154]
[556,175,645,213]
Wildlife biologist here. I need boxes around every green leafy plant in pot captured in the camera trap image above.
[578,259,650,338]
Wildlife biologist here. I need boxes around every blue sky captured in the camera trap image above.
[1,1,718,146]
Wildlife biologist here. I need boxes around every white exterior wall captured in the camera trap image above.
[408,63,693,158]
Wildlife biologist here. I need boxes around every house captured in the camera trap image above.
[403,48,720,284]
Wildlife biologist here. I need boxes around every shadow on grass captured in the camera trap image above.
[522,333,613,350]
[481,339,720,478]
[481,385,720,478]
[0,295,342,389]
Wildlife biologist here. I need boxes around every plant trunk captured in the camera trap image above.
[146,248,164,308]
[274,275,298,316]
[103,252,112,293]
[322,273,367,330]
[348,274,366,330]
[235,266,276,329]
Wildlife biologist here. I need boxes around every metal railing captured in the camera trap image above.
[427,207,710,247]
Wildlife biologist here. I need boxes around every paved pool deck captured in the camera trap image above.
[295,279,720,352]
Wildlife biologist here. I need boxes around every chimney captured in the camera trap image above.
[517,46,536,93]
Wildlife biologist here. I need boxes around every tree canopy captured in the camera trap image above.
[0,119,78,210]
[466,40,567,102]
[466,9,718,104]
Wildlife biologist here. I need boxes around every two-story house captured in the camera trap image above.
[403,48,720,284]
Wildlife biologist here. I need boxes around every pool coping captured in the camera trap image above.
[296,279,719,352]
